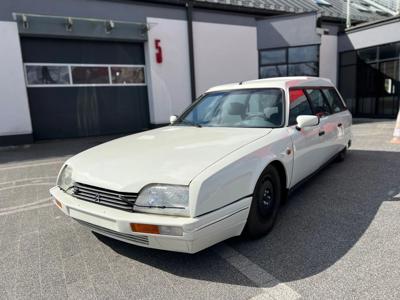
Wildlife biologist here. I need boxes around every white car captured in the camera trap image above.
[50,76,352,253]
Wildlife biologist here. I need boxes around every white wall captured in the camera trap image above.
[145,17,192,124]
[193,22,258,96]
[0,21,32,136]
[319,34,338,86]
[145,19,258,123]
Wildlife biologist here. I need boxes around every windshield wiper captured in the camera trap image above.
[177,119,202,128]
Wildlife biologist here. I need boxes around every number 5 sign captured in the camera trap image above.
[155,39,163,64]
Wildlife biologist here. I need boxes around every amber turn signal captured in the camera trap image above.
[54,199,62,208]
[130,223,160,234]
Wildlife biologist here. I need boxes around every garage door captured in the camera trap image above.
[21,37,150,140]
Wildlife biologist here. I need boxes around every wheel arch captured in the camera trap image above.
[243,159,288,238]
[253,159,289,197]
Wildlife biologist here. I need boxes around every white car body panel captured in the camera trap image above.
[288,124,323,186]
[67,126,272,192]
[50,186,252,253]
[190,127,293,216]
[50,76,352,253]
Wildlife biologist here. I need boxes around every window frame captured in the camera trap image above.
[288,86,348,126]
[24,63,147,88]
[259,48,287,65]
[339,40,400,118]
[321,87,348,113]
[288,88,314,126]
[70,65,110,85]
[110,66,146,85]
[304,88,333,117]
[287,45,320,64]
[287,62,319,77]
[25,64,71,86]
[259,44,320,79]
[176,88,287,129]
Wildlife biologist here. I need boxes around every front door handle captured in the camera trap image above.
[319,131,325,136]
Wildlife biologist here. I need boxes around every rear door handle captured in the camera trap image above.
[338,123,343,127]
[319,131,325,136]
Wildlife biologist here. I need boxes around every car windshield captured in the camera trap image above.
[175,88,284,128]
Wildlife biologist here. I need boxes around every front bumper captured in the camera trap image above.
[50,187,251,253]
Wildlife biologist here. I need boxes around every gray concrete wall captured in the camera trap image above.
[193,9,257,27]
[339,19,400,52]
[0,0,187,22]
[319,33,338,85]
[0,0,258,26]
[257,12,320,49]
[193,20,258,96]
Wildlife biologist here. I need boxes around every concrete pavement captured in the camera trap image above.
[0,119,399,299]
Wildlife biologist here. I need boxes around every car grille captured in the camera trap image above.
[72,182,138,212]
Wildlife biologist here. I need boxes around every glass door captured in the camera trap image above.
[377,60,399,117]
[356,62,379,116]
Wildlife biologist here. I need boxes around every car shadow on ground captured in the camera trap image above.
[97,149,400,287]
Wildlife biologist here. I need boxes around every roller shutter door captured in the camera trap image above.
[21,37,150,139]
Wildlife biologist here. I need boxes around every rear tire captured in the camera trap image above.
[243,165,282,238]
[336,147,347,162]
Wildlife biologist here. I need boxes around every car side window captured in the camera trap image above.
[321,88,346,113]
[289,89,313,126]
[305,89,332,118]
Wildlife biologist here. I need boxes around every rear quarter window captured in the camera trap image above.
[305,89,332,118]
[321,88,347,113]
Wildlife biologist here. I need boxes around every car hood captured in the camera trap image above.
[68,126,272,192]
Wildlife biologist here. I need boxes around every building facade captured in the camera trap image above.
[338,16,400,118]
[0,0,398,146]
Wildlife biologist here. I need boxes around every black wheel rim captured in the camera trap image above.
[257,178,275,218]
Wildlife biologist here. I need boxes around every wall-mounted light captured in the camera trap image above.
[22,14,28,29]
[105,20,114,33]
[65,17,73,32]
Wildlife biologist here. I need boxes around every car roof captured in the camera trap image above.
[206,76,334,93]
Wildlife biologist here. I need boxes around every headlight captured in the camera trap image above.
[134,185,189,217]
[57,165,74,193]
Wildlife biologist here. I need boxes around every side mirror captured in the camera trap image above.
[296,115,319,130]
[169,115,178,124]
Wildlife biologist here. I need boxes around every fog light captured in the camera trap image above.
[54,199,62,208]
[159,226,183,236]
[130,223,160,234]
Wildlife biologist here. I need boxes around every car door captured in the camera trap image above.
[321,87,351,152]
[288,88,324,186]
[305,88,337,162]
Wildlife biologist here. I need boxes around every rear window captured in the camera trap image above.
[321,88,347,113]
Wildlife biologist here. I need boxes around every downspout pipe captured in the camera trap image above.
[186,0,197,101]
[346,0,351,28]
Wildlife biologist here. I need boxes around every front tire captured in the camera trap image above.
[243,165,282,238]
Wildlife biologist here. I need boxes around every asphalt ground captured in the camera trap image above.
[0,119,399,299]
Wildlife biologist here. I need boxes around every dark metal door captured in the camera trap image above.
[21,37,150,139]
